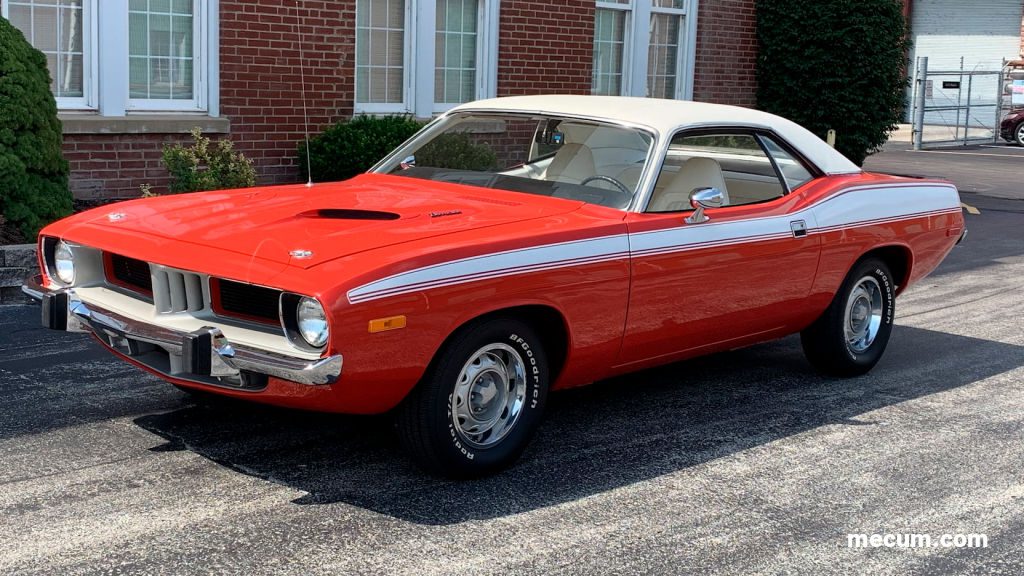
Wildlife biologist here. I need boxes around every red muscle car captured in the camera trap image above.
[24,96,966,477]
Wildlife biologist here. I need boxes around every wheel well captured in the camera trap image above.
[861,245,912,293]
[433,305,571,383]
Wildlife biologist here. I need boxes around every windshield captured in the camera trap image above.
[374,112,654,210]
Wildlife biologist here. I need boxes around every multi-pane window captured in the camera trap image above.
[591,0,695,101]
[648,0,685,99]
[3,0,213,114]
[356,0,407,105]
[592,3,627,96]
[6,0,88,102]
[355,0,497,114]
[435,0,479,106]
[128,0,196,103]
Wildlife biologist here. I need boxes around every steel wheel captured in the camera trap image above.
[844,276,884,353]
[801,257,895,377]
[451,343,527,449]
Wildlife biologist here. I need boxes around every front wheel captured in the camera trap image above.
[1015,122,1024,146]
[396,317,549,478]
[801,258,895,377]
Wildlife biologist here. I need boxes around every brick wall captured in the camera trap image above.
[219,0,354,186]
[497,0,595,95]
[691,0,758,107]
[62,0,356,199]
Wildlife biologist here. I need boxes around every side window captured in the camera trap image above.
[647,133,786,212]
[758,136,814,191]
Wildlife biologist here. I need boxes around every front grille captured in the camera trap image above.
[108,254,153,294]
[152,267,206,313]
[215,279,281,324]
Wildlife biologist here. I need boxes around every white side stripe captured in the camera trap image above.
[348,235,631,303]
[347,184,961,304]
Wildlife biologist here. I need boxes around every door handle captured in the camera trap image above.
[790,220,808,238]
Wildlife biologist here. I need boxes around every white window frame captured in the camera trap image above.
[593,1,633,96]
[126,0,208,112]
[2,0,100,110]
[647,0,697,100]
[3,0,219,116]
[593,0,698,100]
[355,0,499,117]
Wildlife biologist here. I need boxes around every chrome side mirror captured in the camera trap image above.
[684,187,724,224]
[399,155,416,169]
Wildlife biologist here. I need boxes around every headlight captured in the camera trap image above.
[296,297,328,348]
[54,241,75,285]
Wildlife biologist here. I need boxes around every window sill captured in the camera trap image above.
[59,113,231,135]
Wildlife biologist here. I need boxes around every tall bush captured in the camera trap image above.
[162,128,256,193]
[756,0,911,165]
[299,115,423,182]
[0,18,71,240]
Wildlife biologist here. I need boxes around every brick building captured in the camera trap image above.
[1,0,758,200]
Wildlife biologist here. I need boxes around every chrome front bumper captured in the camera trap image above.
[22,275,342,388]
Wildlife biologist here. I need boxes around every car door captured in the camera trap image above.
[615,130,823,368]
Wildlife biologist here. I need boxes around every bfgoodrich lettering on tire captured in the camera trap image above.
[396,317,549,478]
[801,257,895,377]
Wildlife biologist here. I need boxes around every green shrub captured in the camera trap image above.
[756,0,911,165]
[417,132,498,171]
[0,18,71,240]
[299,115,423,182]
[162,128,256,193]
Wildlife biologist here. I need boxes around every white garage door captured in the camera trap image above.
[910,0,1023,70]
[908,0,1023,124]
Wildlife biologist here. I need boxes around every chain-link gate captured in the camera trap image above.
[909,56,1014,149]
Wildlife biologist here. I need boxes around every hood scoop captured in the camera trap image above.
[302,209,401,221]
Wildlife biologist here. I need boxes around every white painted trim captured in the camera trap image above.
[681,0,698,100]
[98,0,128,116]
[207,0,219,118]
[431,0,501,115]
[413,0,435,118]
[628,0,651,97]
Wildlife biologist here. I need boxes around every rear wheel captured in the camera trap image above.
[396,317,549,478]
[801,258,895,377]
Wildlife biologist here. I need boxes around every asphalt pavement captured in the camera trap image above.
[1,151,1023,575]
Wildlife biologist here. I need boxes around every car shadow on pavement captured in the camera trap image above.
[132,325,1024,525]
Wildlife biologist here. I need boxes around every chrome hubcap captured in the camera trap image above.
[452,343,527,448]
[845,276,884,353]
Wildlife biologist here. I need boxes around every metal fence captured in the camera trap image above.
[909,57,1013,149]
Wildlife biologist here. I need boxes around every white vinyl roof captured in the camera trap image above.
[452,95,862,175]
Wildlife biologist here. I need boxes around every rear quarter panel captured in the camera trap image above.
[803,173,964,317]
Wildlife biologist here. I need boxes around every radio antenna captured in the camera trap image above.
[295,0,314,187]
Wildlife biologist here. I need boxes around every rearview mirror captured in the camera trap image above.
[685,187,723,224]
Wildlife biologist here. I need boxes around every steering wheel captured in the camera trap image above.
[580,175,631,196]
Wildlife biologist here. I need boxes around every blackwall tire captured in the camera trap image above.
[396,317,549,478]
[801,258,895,377]
[1015,122,1024,147]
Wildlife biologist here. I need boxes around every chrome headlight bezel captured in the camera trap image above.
[280,293,329,352]
[296,296,329,348]
[54,241,76,285]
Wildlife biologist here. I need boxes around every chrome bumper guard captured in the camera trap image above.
[22,275,342,387]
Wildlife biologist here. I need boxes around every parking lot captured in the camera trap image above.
[1,150,1023,574]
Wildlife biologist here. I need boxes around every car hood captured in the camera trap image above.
[70,174,584,269]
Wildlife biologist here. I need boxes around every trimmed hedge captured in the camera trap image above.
[0,17,71,240]
[756,0,911,165]
[299,115,424,182]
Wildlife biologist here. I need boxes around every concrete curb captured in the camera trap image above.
[0,244,37,305]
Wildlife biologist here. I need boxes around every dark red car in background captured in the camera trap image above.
[1001,108,1024,146]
